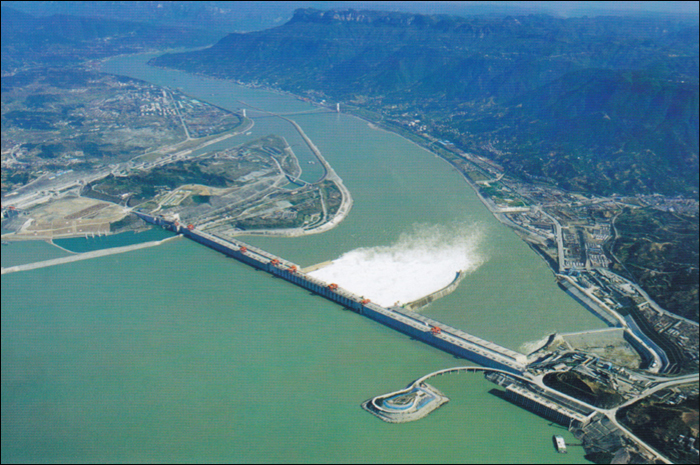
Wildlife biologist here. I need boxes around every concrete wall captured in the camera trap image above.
[560,328,626,348]
[558,281,620,327]
[405,271,464,310]
[623,317,669,371]
[137,213,524,375]
[503,389,577,427]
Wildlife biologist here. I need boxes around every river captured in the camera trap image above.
[0,52,604,463]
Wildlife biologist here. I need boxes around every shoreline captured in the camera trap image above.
[1,226,153,243]
[42,55,699,330]
[225,100,354,239]
[203,79,700,343]
[344,110,540,250]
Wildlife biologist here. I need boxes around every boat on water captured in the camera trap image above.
[553,435,567,453]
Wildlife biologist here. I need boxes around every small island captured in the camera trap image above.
[362,382,449,423]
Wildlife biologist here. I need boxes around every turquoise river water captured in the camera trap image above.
[1,53,605,463]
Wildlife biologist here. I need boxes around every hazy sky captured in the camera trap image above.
[506,1,700,16]
[6,1,699,17]
[372,1,699,16]
[4,1,697,35]
[343,1,700,17]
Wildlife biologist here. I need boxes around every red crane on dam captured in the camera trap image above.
[133,211,528,376]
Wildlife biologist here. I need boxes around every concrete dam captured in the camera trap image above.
[136,213,527,375]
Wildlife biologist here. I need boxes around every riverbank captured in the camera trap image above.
[220,99,354,238]
[2,51,604,464]
[350,111,520,219]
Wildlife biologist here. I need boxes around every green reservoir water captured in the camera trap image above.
[1,53,604,463]
[54,228,172,253]
[1,241,70,268]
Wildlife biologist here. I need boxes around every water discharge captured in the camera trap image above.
[309,223,485,307]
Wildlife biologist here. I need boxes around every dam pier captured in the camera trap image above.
[136,212,527,375]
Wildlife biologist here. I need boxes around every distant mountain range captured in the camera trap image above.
[2,1,293,34]
[1,6,222,72]
[9,1,696,35]
[152,8,699,197]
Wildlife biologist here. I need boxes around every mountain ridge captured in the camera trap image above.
[152,8,699,196]
[1,6,222,72]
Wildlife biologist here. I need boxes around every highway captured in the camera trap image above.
[168,89,192,140]
[538,207,565,273]
[419,366,695,464]
[599,373,699,465]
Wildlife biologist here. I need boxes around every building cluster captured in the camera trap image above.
[637,304,699,364]
[139,101,177,116]
[462,166,698,376]
[639,194,700,217]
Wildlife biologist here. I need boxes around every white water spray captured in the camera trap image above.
[309,223,486,307]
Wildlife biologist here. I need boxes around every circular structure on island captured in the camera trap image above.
[361,382,449,423]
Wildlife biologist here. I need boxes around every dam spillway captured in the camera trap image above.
[136,213,527,374]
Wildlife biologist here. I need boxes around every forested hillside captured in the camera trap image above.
[152,8,699,196]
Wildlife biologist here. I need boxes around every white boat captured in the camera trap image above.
[553,435,567,453]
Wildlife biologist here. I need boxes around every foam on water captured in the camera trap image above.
[309,223,486,307]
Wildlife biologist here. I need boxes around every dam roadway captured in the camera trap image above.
[136,212,527,374]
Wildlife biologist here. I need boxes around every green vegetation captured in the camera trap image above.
[463,69,699,197]
[609,208,699,322]
[109,214,148,233]
[319,180,342,217]
[85,152,268,207]
[466,171,490,183]
[1,6,222,73]
[152,8,699,197]
[79,134,339,233]
[618,392,699,464]
[478,183,526,207]
[191,195,211,204]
